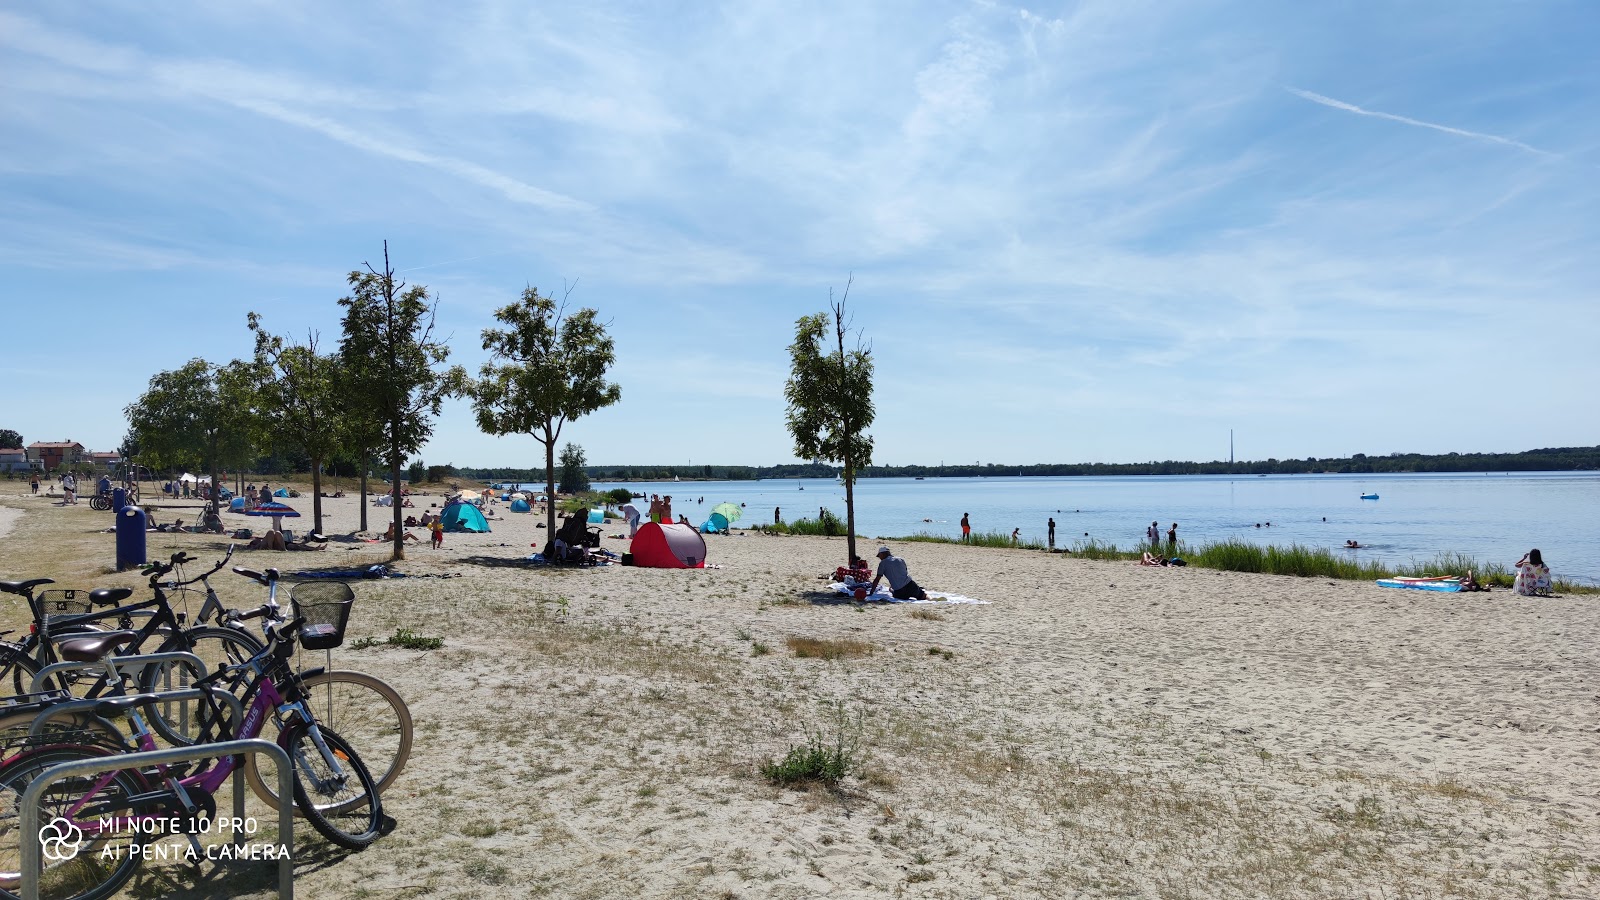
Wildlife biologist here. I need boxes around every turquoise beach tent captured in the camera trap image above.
[440,501,490,533]
[699,513,729,534]
[229,497,247,511]
[273,488,289,497]
[509,498,531,513]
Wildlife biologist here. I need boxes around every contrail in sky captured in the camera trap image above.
[1286,87,1556,158]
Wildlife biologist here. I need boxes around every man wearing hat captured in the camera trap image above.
[870,546,930,601]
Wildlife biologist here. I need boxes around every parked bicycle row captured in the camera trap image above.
[0,547,414,900]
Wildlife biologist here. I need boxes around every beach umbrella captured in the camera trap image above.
[245,500,300,533]
[712,502,742,524]
[456,489,481,501]
[509,492,527,501]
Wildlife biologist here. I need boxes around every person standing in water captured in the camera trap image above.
[960,513,971,542]
[1166,522,1178,552]
[1047,517,1056,549]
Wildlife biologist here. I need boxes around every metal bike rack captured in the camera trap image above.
[28,687,245,747]
[19,738,294,900]
[29,651,208,694]
[31,651,218,737]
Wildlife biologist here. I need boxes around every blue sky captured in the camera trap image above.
[3,1,1596,469]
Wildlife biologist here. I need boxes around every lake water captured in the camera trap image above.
[505,472,1600,584]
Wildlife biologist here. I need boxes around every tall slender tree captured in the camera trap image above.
[337,242,466,560]
[784,277,875,564]
[248,315,344,535]
[469,285,620,547]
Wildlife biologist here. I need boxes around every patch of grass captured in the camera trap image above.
[350,627,444,651]
[750,641,771,657]
[926,647,954,660]
[909,608,945,621]
[785,635,877,659]
[761,702,863,788]
[898,529,1047,550]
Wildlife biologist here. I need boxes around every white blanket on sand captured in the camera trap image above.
[829,581,989,605]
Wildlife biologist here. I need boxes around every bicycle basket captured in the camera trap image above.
[290,582,355,650]
[35,589,94,618]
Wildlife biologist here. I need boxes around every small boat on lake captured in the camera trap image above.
[1360,493,1379,500]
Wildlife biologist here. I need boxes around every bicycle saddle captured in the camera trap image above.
[0,578,53,595]
[89,587,134,606]
[58,630,140,663]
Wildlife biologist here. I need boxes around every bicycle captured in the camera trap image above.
[208,567,412,807]
[0,551,262,747]
[0,599,388,900]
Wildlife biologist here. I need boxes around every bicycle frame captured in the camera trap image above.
[37,625,349,842]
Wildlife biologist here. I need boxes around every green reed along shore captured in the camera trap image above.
[888,531,1595,595]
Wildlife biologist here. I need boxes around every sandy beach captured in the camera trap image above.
[0,485,1596,898]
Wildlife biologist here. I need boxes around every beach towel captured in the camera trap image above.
[1376,578,1463,592]
[828,581,989,604]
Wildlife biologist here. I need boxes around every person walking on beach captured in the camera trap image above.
[1010,528,1020,545]
[1047,517,1056,549]
[1147,520,1160,547]
[61,473,77,505]
[774,506,781,525]
[29,475,39,495]
[1166,522,1178,551]
[960,513,971,542]
[871,546,930,601]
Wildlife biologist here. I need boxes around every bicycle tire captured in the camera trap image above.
[0,745,146,900]
[0,645,42,698]
[140,626,264,746]
[243,669,412,809]
[282,723,384,850]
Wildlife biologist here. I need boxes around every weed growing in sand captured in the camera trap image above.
[785,636,877,659]
[909,608,945,621]
[927,647,955,660]
[751,641,771,656]
[761,702,863,788]
[351,627,444,651]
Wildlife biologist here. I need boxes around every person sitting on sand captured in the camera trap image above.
[383,522,420,543]
[1513,549,1551,596]
[870,546,930,601]
[247,531,286,551]
[1140,551,1169,566]
[1459,570,1488,592]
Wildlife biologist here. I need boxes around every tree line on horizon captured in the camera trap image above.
[452,445,1600,482]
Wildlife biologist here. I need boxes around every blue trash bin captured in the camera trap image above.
[116,506,147,572]
[112,487,127,514]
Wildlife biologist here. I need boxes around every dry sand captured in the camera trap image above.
[0,486,1596,898]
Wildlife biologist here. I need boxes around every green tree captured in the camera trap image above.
[337,243,466,560]
[784,278,875,564]
[248,315,345,535]
[468,285,620,545]
[124,358,260,522]
[0,430,21,450]
[407,459,426,485]
[558,443,589,494]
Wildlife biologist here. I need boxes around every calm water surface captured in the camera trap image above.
[523,472,1599,584]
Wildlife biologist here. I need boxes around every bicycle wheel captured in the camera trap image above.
[244,670,412,809]
[282,723,384,850]
[140,626,263,746]
[0,645,42,698]
[0,746,145,900]
[0,711,126,758]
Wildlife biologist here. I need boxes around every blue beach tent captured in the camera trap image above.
[509,498,531,513]
[440,501,491,533]
[699,513,730,534]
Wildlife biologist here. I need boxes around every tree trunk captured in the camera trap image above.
[390,458,405,561]
[544,438,557,554]
[843,456,857,564]
[310,457,324,535]
[359,454,369,532]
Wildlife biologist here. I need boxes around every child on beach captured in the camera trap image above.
[430,519,444,549]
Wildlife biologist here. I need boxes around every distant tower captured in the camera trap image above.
[1230,429,1234,465]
